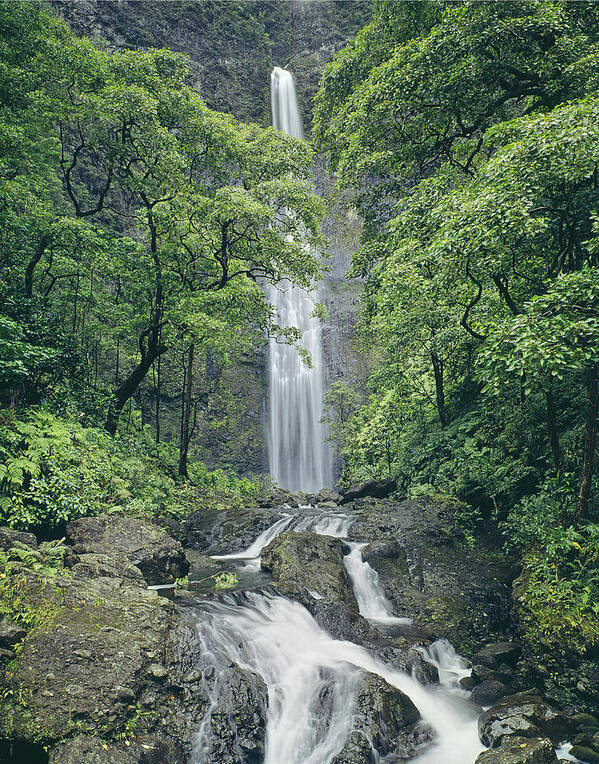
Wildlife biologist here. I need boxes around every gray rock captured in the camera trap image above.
[67,514,188,585]
[0,567,213,757]
[570,745,599,763]
[0,618,27,649]
[199,665,267,763]
[474,642,521,669]
[261,531,357,606]
[0,527,37,550]
[48,734,185,763]
[363,540,403,563]
[461,675,479,691]
[349,498,513,654]
[316,488,342,504]
[182,507,280,554]
[332,673,431,763]
[473,664,497,683]
[471,680,510,706]
[475,736,557,763]
[479,694,569,748]
[341,478,397,503]
[70,553,146,584]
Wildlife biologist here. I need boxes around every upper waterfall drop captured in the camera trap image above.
[267,66,333,493]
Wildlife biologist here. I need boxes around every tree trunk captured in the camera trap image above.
[105,199,164,436]
[105,337,165,435]
[431,351,448,427]
[155,329,162,444]
[576,363,598,525]
[178,342,194,477]
[24,235,51,298]
[545,382,561,471]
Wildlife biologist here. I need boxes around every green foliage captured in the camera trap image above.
[0,542,66,641]
[316,0,599,663]
[0,408,260,532]
[508,479,599,651]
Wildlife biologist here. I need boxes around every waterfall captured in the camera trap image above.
[267,66,333,493]
[344,542,413,627]
[192,591,484,764]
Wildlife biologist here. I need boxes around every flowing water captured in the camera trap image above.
[191,590,483,764]
[193,66,487,764]
[344,541,413,628]
[266,66,333,493]
[192,513,486,762]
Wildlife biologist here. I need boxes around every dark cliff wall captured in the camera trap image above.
[51,0,371,128]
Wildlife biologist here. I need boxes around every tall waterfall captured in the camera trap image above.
[267,66,333,492]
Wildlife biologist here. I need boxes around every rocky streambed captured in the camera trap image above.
[0,494,596,763]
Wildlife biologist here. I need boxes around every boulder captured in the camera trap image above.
[340,478,397,504]
[349,497,514,654]
[569,746,599,763]
[70,553,146,584]
[474,642,521,669]
[475,736,557,763]
[0,563,264,759]
[473,665,497,683]
[182,507,280,554]
[261,531,357,606]
[471,680,511,706]
[0,527,37,550]
[316,488,342,505]
[66,515,188,585]
[332,673,431,763]
[479,694,569,748]
[363,540,403,563]
[48,734,185,763]
[0,618,26,649]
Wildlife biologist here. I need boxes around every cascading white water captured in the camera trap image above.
[212,515,295,563]
[192,591,485,764]
[344,541,412,626]
[211,513,352,572]
[293,513,352,538]
[267,66,333,493]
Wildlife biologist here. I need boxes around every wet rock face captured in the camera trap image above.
[332,673,431,763]
[197,666,268,764]
[475,736,557,763]
[48,734,185,763]
[66,514,188,585]
[261,530,357,606]
[478,694,569,748]
[349,497,514,653]
[182,507,280,554]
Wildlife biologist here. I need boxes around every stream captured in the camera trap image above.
[188,511,485,763]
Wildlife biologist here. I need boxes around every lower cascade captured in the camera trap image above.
[190,510,485,763]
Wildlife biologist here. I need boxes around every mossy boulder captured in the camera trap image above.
[48,734,184,763]
[66,514,188,585]
[478,694,569,748]
[0,558,266,759]
[349,497,514,653]
[332,673,432,763]
[475,736,557,763]
[261,530,357,606]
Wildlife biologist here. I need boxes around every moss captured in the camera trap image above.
[0,696,53,745]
